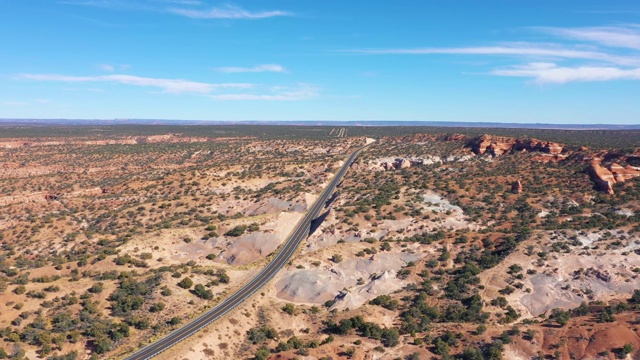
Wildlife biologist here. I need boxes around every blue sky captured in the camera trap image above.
[1,0,640,123]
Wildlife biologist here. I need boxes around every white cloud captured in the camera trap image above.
[98,64,115,72]
[169,5,291,19]
[215,64,287,73]
[61,1,292,21]
[60,0,200,9]
[59,0,130,8]
[98,64,132,72]
[492,62,640,84]
[1,99,54,106]
[349,44,640,66]
[165,0,201,4]
[18,73,253,94]
[348,24,640,85]
[538,25,640,50]
[212,84,319,101]
[1,101,29,107]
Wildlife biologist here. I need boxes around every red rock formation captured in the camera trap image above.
[585,160,640,195]
[586,161,617,195]
[488,141,515,156]
[511,180,523,194]
[469,135,564,157]
[609,162,640,183]
[472,135,494,155]
[443,134,467,142]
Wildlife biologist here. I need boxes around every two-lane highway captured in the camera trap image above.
[125,143,371,360]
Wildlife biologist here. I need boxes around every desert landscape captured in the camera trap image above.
[4,0,640,358]
[0,125,638,360]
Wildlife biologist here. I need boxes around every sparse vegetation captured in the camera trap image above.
[0,127,638,359]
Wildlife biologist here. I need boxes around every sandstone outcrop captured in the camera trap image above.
[367,155,473,172]
[373,133,635,196]
[396,158,411,169]
[585,161,640,195]
[511,180,523,194]
[468,135,564,157]
[585,161,616,194]
[610,162,640,182]
[443,134,467,142]
[465,135,640,195]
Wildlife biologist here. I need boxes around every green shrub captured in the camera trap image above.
[178,277,193,289]
[225,225,248,237]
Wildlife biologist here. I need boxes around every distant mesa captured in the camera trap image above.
[0,133,214,149]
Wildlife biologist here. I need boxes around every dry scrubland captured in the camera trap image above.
[0,126,640,360]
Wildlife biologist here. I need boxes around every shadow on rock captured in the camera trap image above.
[309,209,330,237]
[325,191,339,209]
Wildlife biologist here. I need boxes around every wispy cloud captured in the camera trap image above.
[97,63,132,72]
[1,99,54,106]
[166,0,201,4]
[347,24,640,84]
[18,73,253,94]
[58,0,136,9]
[212,84,319,101]
[60,1,290,20]
[168,5,292,19]
[215,64,287,73]
[492,62,640,84]
[1,101,29,107]
[349,44,640,66]
[60,0,199,8]
[537,25,640,50]
[98,64,115,72]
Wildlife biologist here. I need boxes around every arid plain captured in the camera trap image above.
[1,126,639,360]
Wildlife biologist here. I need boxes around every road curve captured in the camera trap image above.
[124,143,371,360]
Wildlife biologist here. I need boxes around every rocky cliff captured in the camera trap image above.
[468,135,564,157]
[386,133,639,195]
[586,160,640,194]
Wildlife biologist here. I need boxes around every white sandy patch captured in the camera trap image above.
[275,252,422,309]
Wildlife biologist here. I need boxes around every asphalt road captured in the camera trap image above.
[124,143,371,360]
